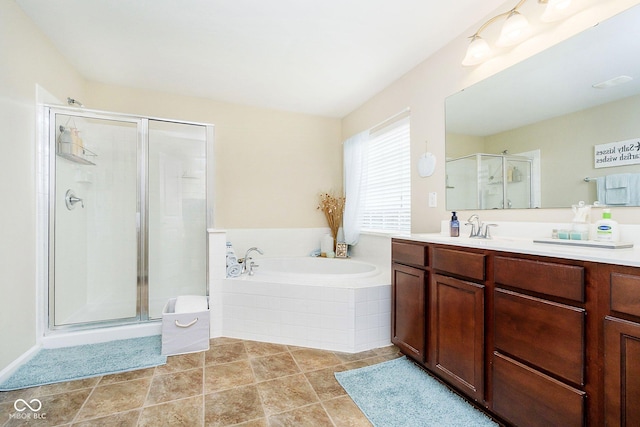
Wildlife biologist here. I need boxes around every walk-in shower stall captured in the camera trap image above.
[446,153,534,210]
[44,106,214,331]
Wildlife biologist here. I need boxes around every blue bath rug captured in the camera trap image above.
[0,335,166,391]
[335,356,498,427]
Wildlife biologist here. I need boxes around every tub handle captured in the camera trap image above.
[248,261,259,276]
[175,318,198,328]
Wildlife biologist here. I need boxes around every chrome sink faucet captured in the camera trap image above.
[241,247,264,275]
[466,214,482,238]
[466,214,498,239]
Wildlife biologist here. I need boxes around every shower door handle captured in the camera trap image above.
[65,189,84,210]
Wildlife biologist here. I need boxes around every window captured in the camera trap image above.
[359,113,411,233]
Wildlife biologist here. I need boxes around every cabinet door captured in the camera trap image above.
[430,274,484,402]
[392,263,426,362]
[494,288,585,386]
[604,316,640,426]
[493,352,585,427]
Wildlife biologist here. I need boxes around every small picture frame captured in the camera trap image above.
[335,242,348,258]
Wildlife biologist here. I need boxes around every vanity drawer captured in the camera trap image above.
[432,247,485,281]
[611,272,640,318]
[494,289,585,385]
[492,352,586,427]
[392,241,428,267]
[494,256,584,302]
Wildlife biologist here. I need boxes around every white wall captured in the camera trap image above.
[0,0,87,372]
[342,0,640,231]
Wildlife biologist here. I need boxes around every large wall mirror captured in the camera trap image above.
[445,4,640,210]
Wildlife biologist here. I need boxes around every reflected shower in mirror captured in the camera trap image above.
[446,4,640,210]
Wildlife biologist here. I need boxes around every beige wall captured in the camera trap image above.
[342,0,640,231]
[4,0,640,375]
[485,95,640,208]
[0,0,87,371]
[85,83,343,229]
[1,0,341,373]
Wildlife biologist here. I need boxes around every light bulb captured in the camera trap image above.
[462,35,492,66]
[497,10,531,47]
[541,0,573,22]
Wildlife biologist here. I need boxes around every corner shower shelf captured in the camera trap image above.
[56,142,97,165]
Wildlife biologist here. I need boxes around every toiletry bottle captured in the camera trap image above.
[513,166,521,182]
[595,209,619,242]
[450,212,460,237]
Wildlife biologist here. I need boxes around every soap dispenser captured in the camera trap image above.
[450,212,460,237]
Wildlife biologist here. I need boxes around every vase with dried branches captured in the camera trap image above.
[317,191,345,251]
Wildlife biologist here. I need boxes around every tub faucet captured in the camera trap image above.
[241,247,263,274]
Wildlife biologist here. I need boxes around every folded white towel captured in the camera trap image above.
[174,295,208,313]
[226,262,242,278]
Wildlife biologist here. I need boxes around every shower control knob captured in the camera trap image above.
[65,189,84,210]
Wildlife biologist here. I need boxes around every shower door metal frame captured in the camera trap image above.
[45,105,214,332]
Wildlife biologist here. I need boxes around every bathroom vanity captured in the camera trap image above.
[391,234,640,426]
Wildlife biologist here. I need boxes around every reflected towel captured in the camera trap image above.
[606,188,629,205]
[629,174,640,205]
[605,173,630,189]
[596,177,605,204]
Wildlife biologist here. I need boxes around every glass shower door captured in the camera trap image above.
[52,112,140,326]
[505,158,533,209]
[147,120,208,319]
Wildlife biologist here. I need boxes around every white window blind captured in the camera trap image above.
[359,114,411,233]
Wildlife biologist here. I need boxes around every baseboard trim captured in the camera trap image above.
[0,344,41,385]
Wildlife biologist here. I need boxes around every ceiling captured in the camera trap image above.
[15,0,507,118]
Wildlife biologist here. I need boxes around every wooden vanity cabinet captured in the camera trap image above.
[604,270,640,426]
[391,263,427,362]
[430,247,486,402]
[389,238,640,426]
[391,241,486,402]
[391,241,428,363]
[492,256,587,427]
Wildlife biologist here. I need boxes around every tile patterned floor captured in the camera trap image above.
[0,338,402,426]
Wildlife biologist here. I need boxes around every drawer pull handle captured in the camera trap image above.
[175,318,198,328]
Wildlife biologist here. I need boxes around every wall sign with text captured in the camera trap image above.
[594,138,640,168]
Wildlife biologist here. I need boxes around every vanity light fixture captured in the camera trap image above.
[462,0,573,66]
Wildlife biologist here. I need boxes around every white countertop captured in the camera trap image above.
[395,221,640,268]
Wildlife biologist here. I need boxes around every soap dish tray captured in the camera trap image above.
[533,238,634,249]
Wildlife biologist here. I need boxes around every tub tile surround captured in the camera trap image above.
[222,281,391,353]
[1,337,402,426]
[209,229,393,353]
